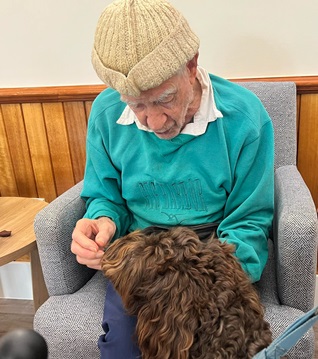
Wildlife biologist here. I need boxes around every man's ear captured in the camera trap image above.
[186,52,199,84]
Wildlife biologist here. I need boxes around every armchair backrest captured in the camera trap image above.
[237,82,297,170]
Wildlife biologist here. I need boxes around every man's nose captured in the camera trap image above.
[140,106,168,132]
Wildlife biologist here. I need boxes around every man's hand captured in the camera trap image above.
[71,217,116,270]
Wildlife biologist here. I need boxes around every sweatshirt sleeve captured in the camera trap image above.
[80,113,132,239]
[217,118,274,283]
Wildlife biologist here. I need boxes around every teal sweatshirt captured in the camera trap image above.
[81,74,274,282]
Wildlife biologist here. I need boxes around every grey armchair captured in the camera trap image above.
[33,82,318,359]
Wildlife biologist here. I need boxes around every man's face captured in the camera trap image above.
[121,69,197,140]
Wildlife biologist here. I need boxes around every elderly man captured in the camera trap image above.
[71,0,274,357]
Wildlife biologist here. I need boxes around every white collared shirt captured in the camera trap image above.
[116,66,223,136]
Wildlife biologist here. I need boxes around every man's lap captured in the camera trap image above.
[98,280,141,359]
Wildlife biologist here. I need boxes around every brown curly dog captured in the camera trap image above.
[101,227,272,359]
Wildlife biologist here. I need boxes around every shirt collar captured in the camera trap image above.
[116,66,223,136]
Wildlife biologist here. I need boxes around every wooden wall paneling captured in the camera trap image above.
[0,85,106,104]
[296,95,301,135]
[63,102,87,184]
[0,106,19,196]
[84,101,93,123]
[21,103,57,202]
[296,95,301,160]
[1,104,38,198]
[42,102,75,196]
[297,94,318,209]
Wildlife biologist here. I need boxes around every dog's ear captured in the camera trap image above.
[101,234,135,280]
[134,228,204,359]
[101,231,152,314]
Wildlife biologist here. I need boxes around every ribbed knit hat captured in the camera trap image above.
[92,0,200,96]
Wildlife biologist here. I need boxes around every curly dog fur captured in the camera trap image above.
[101,227,272,359]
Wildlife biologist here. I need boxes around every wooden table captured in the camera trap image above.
[0,197,49,310]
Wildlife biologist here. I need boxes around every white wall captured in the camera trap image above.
[0,262,32,299]
[1,0,317,88]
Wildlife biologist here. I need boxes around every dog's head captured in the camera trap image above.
[102,227,217,312]
[101,227,272,359]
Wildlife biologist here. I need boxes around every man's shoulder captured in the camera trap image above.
[209,74,261,106]
[208,74,273,145]
[90,87,126,120]
[209,74,270,125]
[93,87,123,109]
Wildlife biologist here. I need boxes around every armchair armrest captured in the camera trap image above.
[34,181,96,296]
[274,165,318,312]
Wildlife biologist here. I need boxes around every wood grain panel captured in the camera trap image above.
[1,104,37,198]
[297,94,318,209]
[42,103,75,196]
[22,103,57,202]
[84,101,93,123]
[63,102,87,183]
[296,95,301,133]
[0,107,19,196]
[0,85,106,104]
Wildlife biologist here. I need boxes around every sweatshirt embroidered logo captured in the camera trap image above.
[138,179,207,215]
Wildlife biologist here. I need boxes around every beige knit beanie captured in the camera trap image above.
[92,0,200,96]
